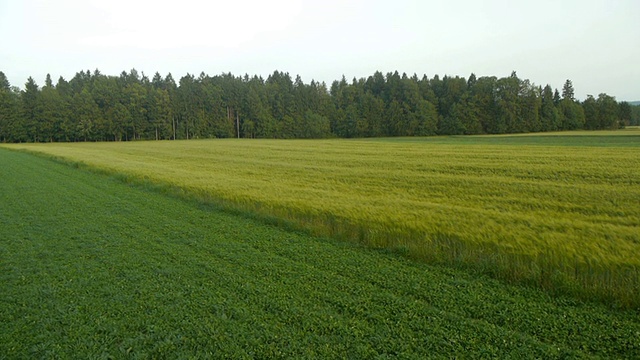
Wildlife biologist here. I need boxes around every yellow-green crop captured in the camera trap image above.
[6,130,640,306]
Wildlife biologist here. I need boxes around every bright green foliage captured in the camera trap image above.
[2,149,640,358]
[6,130,640,307]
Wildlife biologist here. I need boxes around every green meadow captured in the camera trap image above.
[2,147,640,358]
[6,130,640,307]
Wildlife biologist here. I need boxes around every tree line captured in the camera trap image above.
[0,69,635,143]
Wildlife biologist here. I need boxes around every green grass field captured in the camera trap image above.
[2,148,640,358]
[6,130,640,307]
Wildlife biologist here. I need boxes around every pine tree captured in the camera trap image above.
[540,85,560,131]
[582,95,599,130]
[124,82,147,140]
[39,82,65,141]
[0,74,20,142]
[360,92,386,137]
[44,74,53,88]
[73,89,100,141]
[468,76,497,134]
[22,77,40,142]
[562,79,575,100]
[559,98,585,130]
[0,71,10,91]
[553,89,561,106]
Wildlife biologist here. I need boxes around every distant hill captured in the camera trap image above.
[629,101,640,106]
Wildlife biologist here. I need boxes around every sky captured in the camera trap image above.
[1,0,638,101]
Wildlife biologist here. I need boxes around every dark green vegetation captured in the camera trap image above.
[631,104,640,125]
[2,149,640,358]
[0,69,632,143]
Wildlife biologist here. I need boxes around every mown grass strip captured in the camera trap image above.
[2,148,640,357]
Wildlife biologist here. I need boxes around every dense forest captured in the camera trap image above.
[0,69,636,142]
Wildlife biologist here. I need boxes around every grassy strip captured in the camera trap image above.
[3,131,640,308]
[2,148,640,357]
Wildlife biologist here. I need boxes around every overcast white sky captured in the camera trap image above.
[1,0,638,100]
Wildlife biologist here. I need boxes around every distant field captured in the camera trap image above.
[2,148,640,358]
[5,129,640,306]
[376,129,640,146]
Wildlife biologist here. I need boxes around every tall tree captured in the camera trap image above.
[300,110,330,138]
[21,77,40,141]
[147,88,172,140]
[365,71,386,98]
[359,92,386,137]
[385,100,403,137]
[561,79,575,101]
[582,95,599,130]
[436,75,467,120]
[124,82,147,140]
[0,71,10,91]
[39,81,65,142]
[558,98,585,130]
[618,101,632,128]
[596,93,620,129]
[106,102,130,141]
[413,99,439,136]
[494,73,521,133]
[244,77,274,138]
[440,94,479,135]
[518,79,541,132]
[540,85,560,131]
[0,74,21,142]
[72,89,100,141]
[553,89,561,106]
[630,105,640,126]
[468,76,497,134]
